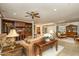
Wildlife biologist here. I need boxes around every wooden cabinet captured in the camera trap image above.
[66,24,77,37]
[1,19,32,40]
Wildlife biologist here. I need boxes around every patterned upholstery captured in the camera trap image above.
[0,33,7,47]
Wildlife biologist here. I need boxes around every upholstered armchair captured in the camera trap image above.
[0,33,7,49]
[16,40,31,56]
[0,33,16,51]
[16,36,43,56]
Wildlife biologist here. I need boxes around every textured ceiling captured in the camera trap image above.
[0,3,79,24]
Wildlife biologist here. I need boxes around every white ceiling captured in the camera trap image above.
[0,3,79,24]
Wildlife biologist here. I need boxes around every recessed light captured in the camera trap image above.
[53,9,57,11]
[13,13,16,15]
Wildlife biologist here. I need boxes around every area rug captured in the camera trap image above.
[37,45,64,56]
[59,38,75,44]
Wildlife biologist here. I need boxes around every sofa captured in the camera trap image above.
[0,33,23,56]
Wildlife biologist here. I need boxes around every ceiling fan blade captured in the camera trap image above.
[25,16,29,17]
[34,13,39,15]
[35,15,40,18]
[31,11,35,14]
[26,12,31,15]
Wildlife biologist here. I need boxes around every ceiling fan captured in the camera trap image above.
[25,11,40,19]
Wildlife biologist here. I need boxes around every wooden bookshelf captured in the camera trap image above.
[1,19,32,40]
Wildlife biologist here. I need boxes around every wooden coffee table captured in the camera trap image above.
[34,39,58,56]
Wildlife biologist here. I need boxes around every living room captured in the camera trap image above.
[0,3,79,56]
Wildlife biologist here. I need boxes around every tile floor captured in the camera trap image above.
[57,38,79,56]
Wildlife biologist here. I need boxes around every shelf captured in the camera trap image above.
[15,26,26,28]
[2,19,32,40]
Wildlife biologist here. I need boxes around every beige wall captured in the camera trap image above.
[42,23,56,34]
[35,22,79,36]
[46,25,56,33]
[35,23,55,36]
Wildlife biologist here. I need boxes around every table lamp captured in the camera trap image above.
[7,29,19,49]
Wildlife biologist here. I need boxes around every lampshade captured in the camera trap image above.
[7,29,19,37]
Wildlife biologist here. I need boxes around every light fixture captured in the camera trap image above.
[53,9,57,11]
[13,13,16,15]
